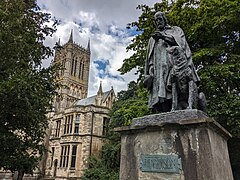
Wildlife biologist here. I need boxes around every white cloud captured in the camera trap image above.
[37,0,156,97]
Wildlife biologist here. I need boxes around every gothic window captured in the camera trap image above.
[70,115,73,133]
[70,145,77,168]
[74,59,77,76]
[53,159,58,177]
[108,97,111,108]
[79,61,82,79]
[60,145,70,168]
[55,120,61,137]
[74,114,80,134]
[63,115,73,134]
[102,117,110,136]
[63,117,66,134]
[81,63,84,80]
[79,87,82,98]
[50,147,55,168]
[71,58,74,75]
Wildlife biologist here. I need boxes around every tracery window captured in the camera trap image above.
[74,114,80,134]
[60,145,70,168]
[55,120,61,137]
[63,115,73,134]
[70,145,77,168]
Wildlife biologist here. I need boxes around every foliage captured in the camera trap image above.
[82,81,150,179]
[110,81,151,126]
[81,131,120,180]
[81,155,119,180]
[0,0,58,178]
[119,0,240,135]
[119,1,172,79]
[119,0,240,178]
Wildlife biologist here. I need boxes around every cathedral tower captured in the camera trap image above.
[41,30,116,179]
[54,30,91,112]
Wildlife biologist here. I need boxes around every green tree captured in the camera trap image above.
[81,133,120,180]
[121,0,240,134]
[0,0,58,179]
[110,81,150,126]
[119,0,240,178]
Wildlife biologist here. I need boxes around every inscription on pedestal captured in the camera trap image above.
[140,154,181,173]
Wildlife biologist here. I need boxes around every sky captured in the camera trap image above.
[37,0,157,97]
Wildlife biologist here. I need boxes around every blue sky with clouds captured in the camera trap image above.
[37,0,156,96]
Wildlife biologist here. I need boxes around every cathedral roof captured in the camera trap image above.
[75,89,113,106]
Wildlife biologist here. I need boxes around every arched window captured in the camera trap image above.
[71,59,74,75]
[74,59,77,76]
[79,61,82,79]
[81,63,84,80]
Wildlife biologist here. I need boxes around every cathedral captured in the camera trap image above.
[0,30,116,179]
[42,30,116,179]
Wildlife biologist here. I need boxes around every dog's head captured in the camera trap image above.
[167,46,187,65]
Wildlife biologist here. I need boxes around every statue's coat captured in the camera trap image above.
[145,26,200,109]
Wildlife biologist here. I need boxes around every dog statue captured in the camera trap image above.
[167,46,207,112]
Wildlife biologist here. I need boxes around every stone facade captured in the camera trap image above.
[53,30,90,112]
[42,31,116,179]
[43,103,114,179]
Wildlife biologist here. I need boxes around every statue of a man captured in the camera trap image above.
[143,11,200,112]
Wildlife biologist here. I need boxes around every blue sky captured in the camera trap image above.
[94,59,125,80]
[37,0,156,96]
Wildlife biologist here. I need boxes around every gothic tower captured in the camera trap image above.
[54,30,91,112]
[40,30,116,179]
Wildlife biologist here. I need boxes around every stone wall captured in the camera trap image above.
[44,105,110,179]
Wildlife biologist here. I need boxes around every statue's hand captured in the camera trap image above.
[143,75,153,91]
[151,31,164,41]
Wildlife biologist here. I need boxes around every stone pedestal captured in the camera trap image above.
[115,110,233,180]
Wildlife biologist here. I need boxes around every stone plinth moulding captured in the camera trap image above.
[115,110,234,180]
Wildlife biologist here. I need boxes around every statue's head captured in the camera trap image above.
[154,11,168,30]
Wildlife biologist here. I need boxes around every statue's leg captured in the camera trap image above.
[187,80,194,109]
[198,92,207,112]
[171,82,177,111]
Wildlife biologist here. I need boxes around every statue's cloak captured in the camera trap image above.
[144,26,200,109]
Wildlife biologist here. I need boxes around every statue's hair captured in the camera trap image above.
[154,11,168,25]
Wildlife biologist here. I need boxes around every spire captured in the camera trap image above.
[96,81,103,106]
[87,38,90,52]
[68,29,73,43]
[97,81,103,96]
[58,37,61,46]
[54,37,62,52]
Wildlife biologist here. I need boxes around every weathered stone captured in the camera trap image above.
[132,109,208,126]
[38,31,116,180]
[116,110,233,180]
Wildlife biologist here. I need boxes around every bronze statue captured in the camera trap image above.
[143,11,206,112]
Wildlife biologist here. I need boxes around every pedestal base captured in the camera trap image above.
[115,110,233,180]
